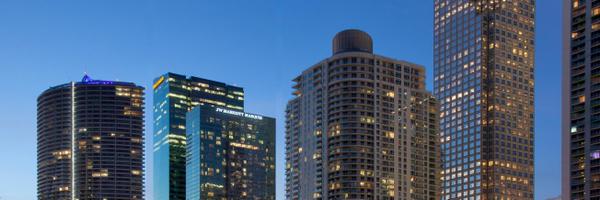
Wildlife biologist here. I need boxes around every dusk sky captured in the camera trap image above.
[0,1,561,199]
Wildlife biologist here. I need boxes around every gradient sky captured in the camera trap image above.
[0,1,562,199]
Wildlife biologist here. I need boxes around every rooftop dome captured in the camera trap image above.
[332,29,373,55]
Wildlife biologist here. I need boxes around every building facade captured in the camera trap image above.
[37,75,145,200]
[286,29,440,200]
[152,72,244,200]
[563,0,600,199]
[186,106,275,200]
[434,1,536,199]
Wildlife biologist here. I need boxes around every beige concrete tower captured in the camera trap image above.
[286,29,440,200]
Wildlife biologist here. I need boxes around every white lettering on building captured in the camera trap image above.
[215,108,263,120]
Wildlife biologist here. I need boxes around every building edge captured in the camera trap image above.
[562,0,572,199]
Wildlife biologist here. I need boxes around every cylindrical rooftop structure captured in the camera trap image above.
[332,29,373,55]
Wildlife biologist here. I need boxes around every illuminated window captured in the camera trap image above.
[131,170,141,175]
[386,91,395,97]
[131,137,141,143]
[92,169,109,177]
[385,131,395,139]
[594,23,600,31]
[313,193,321,198]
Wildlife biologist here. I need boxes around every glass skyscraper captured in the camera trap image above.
[152,72,244,200]
[434,1,535,199]
[37,75,145,200]
[563,0,600,199]
[186,106,275,200]
[286,29,440,200]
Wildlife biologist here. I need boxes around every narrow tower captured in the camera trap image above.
[563,0,600,199]
[434,1,536,199]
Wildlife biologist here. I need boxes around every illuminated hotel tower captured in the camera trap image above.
[286,29,440,200]
[152,73,244,199]
[37,75,145,199]
[186,106,275,200]
[434,1,535,199]
[563,0,600,199]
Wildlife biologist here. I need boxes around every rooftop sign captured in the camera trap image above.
[215,108,263,120]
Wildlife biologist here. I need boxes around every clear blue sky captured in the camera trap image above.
[0,1,561,199]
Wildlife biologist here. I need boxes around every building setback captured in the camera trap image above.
[37,75,145,200]
[186,106,275,200]
[563,0,600,199]
[286,29,440,200]
[434,1,536,199]
[152,73,244,200]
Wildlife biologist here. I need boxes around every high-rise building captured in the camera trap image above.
[37,75,145,200]
[563,0,600,199]
[186,106,275,200]
[285,29,440,200]
[152,72,244,200]
[434,1,535,199]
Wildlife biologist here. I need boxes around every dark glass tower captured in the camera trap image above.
[434,1,536,199]
[563,0,600,199]
[152,72,244,200]
[186,106,275,200]
[37,75,145,200]
[286,30,440,200]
